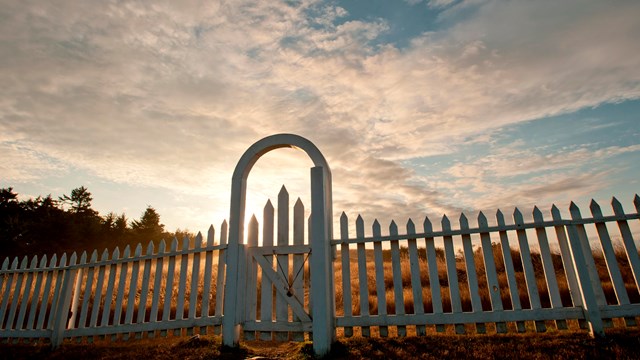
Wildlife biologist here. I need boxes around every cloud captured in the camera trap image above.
[0,0,638,231]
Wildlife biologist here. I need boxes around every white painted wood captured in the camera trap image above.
[124,244,142,340]
[611,197,640,293]
[389,221,406,337]
[162,239,179,325]
[149,240,166,338]
[113,246,131,330]
[275,186,289,341]
[372,220,388,337]
[356,215,370,337]
[49,254,66,330]
[514,208,546,332]
[16,256,37,330]
[496,210,526,332]
[566,202,605,337]
[460,213,485,334]
[78,251,98,329]
[26,256,47,330]
[0,258,12,328]
[215,220,228,319]
[292,198,305,341]
[442,215,464,334]
[136,241,154,338]
[423,216,444,332]
[101,248,119,327]
[533,207,567,330]
[591,200,636,327]
[309,165,336,355]
[571,203,613,325]
[244,215,259,341]
[188,233,202,335]
[52,252,77,347]
[37,255,56,330]
[339,212,353,337]
[477,212,506,333]
[551,205,586,329]
[260,202,275,341]
[90,250,108,328]
[201,227,214,325]
[68,252,86,331]
[406,219,426,336]
[336,307,586,327]
[6,256,27,330]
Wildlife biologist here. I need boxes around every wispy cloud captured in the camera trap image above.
[0,0,638,231]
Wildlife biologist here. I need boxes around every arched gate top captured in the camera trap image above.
[231,133,331,182]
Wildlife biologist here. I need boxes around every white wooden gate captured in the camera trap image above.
[222,134,336,356]
[241,189,313,341]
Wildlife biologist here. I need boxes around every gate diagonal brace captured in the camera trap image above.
[253,253,311,322]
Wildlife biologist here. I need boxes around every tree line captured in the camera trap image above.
[0,186,194,259]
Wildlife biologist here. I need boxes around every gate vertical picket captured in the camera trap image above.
[389,221,406,336]
[356,215,370,337]
[260,202,275,340]
[275,187,289,341]
[340,212,353,337]
[292,198,305,341]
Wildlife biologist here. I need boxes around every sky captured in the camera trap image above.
[1,0,639,239]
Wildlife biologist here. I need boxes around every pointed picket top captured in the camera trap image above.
[10,257,18,270]
[123,245,131,258]
[356,214,364,226]
[278,185,289,203]
[589,199,604,218]
[134,243,143,257]
[513,207,524,224]
[112,247,120,260]
[195,232,203,249]
[356,215,365,238]
[90,250,98,263]
[611,197,624,216]
[441,214,451,230]
[372,219,381,234]
[423,216,433,233]
[532,206,544,223]
[340,212,349,238]
[101,249,110,261]
[550,204,562,220]
[39,255,47,268]
[59,253,67,267]
[2,257,9,270]
[459,213,469,229]
[220,220,228,244]
[79,251,87,264]
[249,214,259,227]
[389,220,398,234]
[207,225,216,246]
[29,255,38,269]
[569,201,583,219]
[20,256,28,269]
[158,239,166,253]
[170,237,179,252]
[406,218,416,235]
[182,236,189,251]
[69,252,78,266]
[50,254,58,268]
[294,197,304,212]
[634,194,640,212]
[496,209,506,226]
[477,211,488,228]
[146,240,155,256]
[264,199,274,213]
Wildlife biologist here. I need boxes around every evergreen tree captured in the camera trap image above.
[131,206,165,241]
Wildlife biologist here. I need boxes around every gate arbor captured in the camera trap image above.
[222,134,336,356]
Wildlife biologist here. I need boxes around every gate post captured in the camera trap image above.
[222,134,335,355]
[310,166,335,356]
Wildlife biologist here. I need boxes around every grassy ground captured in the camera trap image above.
[1,330,639,360]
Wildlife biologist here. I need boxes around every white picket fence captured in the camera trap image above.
[1,192,640,346]
[0,222,228,345]
[333,195,640,337]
